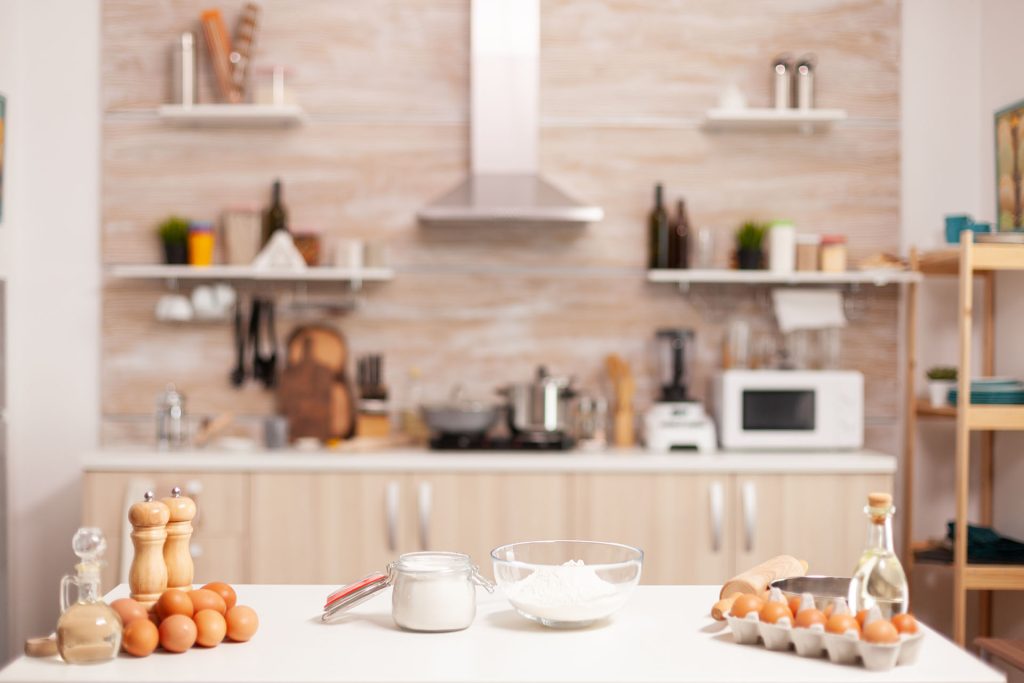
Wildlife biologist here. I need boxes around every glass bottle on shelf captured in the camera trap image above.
[56,528,122,664]
[647,183,670,269]
[848,493,908,619]
[262,178,289,246]
[669,199,691,269]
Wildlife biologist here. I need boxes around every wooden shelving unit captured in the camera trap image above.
[902,237,1024,646]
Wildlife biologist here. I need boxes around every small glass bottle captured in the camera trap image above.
[848,493,908,619]
[56,528,122,664]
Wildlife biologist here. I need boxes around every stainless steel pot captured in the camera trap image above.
[499,366,576,436]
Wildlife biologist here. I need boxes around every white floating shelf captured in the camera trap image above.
[703,108,847,132]
[107,264,393,284]
[157,104,306,127]
[648,268,920,286]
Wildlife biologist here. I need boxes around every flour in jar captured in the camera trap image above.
[505,560,625,623]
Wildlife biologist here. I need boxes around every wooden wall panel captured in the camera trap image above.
[100,0,902,447]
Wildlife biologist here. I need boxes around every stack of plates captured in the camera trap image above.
[949,378,1024,405]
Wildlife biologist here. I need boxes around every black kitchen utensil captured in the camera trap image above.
[261,299,278,389]
[229,299,246,387]
[248,298,263,385]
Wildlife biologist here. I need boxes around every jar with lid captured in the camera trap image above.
[819,234,848,273]
[322,552,494,632]
[795,234,820,271]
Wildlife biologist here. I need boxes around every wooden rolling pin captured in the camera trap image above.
[711,555,808,620]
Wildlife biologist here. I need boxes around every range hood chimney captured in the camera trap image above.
[417,0,603,225]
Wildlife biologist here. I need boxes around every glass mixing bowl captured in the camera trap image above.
[490,540,643,628]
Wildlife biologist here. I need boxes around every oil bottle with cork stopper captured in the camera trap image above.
[128,491,170,611]
[848,492,908,618]
[55,528,122,664]
[162,485,197,589]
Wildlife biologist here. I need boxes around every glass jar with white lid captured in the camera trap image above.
[322,552,494,632]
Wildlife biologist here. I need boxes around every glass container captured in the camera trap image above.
[56,528,122,664]
[848,493,908,618]
[322,551,494,632]
[655,328,694,402]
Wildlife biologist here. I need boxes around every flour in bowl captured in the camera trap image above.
[504,560,626,623]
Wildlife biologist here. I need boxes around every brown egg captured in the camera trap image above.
[194,609,227,648]
[156,589,194,621]
[826,613,861,636]
[122,618,159,657]
[189,589,227,615]
[787,595,803,617]
[863,619,900,644]
[823,603,834,618]
[855,608,870,627]
[758,601,794,625]
[795,608,827,629]
[729,593,765,618]
[110,597,148,627]
[225,605,259,642]
[202,582,237,611]
[158,614,197,653]
[892,613,919,635]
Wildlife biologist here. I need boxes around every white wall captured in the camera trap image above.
[902,0,1024,665]
[0,0,101,661]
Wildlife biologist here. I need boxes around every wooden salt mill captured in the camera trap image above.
[128,491,170,610]
[162,486,197,589]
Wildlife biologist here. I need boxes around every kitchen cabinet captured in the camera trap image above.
[733,474,894,577]
[413,473,573,577]
[82,472,249,590]
[572,474,733,584]
[249,473,407,583]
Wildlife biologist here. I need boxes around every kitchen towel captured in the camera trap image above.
[771,289,847,333]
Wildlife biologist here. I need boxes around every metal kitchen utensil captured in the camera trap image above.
[770,575,852,613]
[499,366,577,437]
[421,385,500,435]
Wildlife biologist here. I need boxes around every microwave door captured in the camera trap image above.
[741,390,816,431]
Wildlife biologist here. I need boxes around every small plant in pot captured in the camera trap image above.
[158,216,190,265]
[925,366,957,407]
[736,221,767,270]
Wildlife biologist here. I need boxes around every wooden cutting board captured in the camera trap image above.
[277,325,355,441]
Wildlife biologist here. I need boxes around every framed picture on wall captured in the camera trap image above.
[0,93,5,225]
[995,98,1024,231]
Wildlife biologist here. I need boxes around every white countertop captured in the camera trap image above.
[0,585,999,683]
[83,448,897,475]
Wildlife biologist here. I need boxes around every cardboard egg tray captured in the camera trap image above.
[725,614,924,672]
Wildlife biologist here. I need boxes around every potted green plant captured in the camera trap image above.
[158,216,190,265]
[735,221,767,269]
[925,366,957,407]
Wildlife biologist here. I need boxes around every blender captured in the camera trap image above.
[643,329,717,453]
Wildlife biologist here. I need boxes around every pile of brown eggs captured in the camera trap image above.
[110,582,259,657]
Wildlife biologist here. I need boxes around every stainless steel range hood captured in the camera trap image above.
[417,0,603,226]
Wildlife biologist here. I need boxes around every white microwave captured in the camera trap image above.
[712,370,864,451]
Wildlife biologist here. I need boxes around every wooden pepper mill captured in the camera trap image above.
[162,486,197,589]
[128,491,170,610]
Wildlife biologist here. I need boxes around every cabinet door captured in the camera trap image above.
[733,474,894,577]
[410,473,573,579]
[249,473,409,583]
[82,472,250,588]
[572,474,733,585]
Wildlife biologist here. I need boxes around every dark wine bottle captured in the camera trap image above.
[262,179,288,245]
[647,183,670,269]
[671,199,691,269]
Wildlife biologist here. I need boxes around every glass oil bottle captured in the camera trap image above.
[848,492,908,618]
[56,528,122,664]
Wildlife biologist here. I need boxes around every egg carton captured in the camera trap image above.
[725,614,924,672]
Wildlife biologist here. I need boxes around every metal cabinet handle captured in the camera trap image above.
[417,481,433,551]
[385,480,400,552]
[709,480,724,553]
[741,480,757,553]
